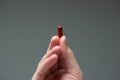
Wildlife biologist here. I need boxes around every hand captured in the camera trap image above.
[32,36,83,80]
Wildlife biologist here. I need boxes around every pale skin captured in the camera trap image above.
[32,36,83,80]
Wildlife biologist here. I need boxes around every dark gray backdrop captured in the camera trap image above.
[0,0,120,80]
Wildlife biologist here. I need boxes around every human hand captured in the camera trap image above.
[32,36,83,80]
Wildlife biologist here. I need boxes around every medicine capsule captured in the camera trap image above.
[58,26,63,38]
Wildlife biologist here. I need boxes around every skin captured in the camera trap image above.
[32,36,83,80]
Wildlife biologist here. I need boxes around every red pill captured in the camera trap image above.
[58,26,63,38]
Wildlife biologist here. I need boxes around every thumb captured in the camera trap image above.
[60,36,80,69]
[59,36,83,79]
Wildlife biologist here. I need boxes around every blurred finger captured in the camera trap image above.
[40,46,61,63]
[33,54,58,80]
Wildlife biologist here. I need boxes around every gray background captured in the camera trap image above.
[0,0,120,80]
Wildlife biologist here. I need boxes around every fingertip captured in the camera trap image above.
[46,46,61,59]
[50,36,59,42]
[47,36,60,51]
[50,46,61,55]
[50,54,58,61]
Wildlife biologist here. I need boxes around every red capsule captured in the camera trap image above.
[58,26,63,38]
